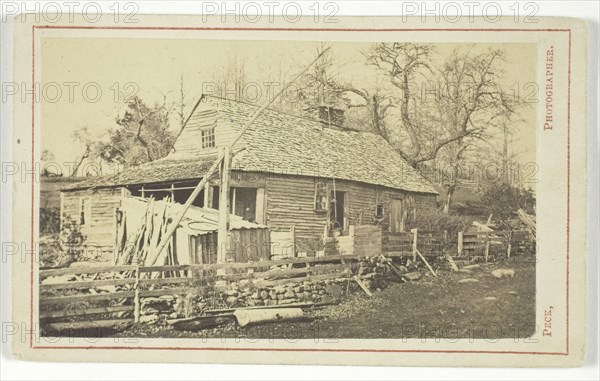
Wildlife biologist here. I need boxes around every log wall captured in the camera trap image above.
[264,174,437,254]
[61,187,123,260]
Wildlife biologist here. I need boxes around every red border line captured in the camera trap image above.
[34,25,572,33]
[566,29,572,355]
[30,24,36,349]
[29,25,572,357]
[32,346,567,355]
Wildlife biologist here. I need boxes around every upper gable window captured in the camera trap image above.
[201,127,216,149]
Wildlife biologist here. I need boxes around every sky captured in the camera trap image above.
[40,38,537,179]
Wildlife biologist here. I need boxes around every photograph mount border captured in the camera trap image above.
[28,25,572,357]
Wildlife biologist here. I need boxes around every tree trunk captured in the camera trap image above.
[443,185,456,214]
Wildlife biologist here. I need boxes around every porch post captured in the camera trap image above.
[217,147,231,264]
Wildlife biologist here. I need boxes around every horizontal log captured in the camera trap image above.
[462,231,512,237]
[40,305,134,319]
[140,263,356,286]
[40,278,136,290]
[383,251,411,257]
[40,265,137,278]
[139,287,200,298]
[42,319,133,332]
[139,277,192,286]
[139,254,366,273]
[462,239,507,244]
[41,291,135,305]
[252,271,352,287]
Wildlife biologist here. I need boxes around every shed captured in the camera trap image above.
[117,196,270,266]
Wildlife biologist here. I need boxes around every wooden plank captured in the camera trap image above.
[353,276,372,297]
[40,305,134,319]
[138,277,192,286]
[217,146,231,264]
[379,254,405,278]
[463,231,512,237]
[139,287,199,298]
[445,254,459,271]
[41,291,135,305]
[415,249,437,277]
[253,271,352,287]
[383,251,412,257]
[203,301,335,315]
[138,253,365,273]
[246,262,354,280]
[43,319,132,332]
[411,228,418,262]
[40,278,136,290]
[39,265,137,278]
[255,187,266,224]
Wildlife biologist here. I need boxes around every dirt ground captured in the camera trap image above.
[114,257,536,340]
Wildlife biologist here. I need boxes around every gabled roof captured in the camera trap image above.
[66,95,437,195]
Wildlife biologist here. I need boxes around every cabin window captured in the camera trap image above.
[201,127,216,149]
[79,197,91,226]
[375,203,385,219]
[314,182,327,211]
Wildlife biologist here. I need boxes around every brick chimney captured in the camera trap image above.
[305,105,346,128]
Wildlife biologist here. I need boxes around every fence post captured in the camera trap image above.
[507,231,513,258]
[457,231,463,257]
[484,233,490,262]
[411,228,418,262]
[133,263,140,323]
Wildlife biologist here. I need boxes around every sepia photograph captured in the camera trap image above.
[38,37,539,340]
[5,9,589,370]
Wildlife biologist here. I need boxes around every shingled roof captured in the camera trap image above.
[66,95,437,194]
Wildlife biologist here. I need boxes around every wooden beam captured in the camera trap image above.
[203,182,210,208]
[255,187,266,224]
[411,228,418,262]
[445,254,459,271]
[353,276,373,296]
[217,147,231,264]
[379,254,405,279]
[415,248,437,277]
[40,305,134,320]
[231,187,237,216]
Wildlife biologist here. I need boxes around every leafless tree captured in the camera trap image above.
[70,127,93,177]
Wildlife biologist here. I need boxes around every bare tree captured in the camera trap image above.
[88,95,176,166]
[301,44,524,213]
[298,48,395,138]
[366,44,519,170]
[70,127,94,177]
[177,74,187,130]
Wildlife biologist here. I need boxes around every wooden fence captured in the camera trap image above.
[458,230,531,260]
[39,228,533,325]
[39,253,387,324]
[347,226,529,260]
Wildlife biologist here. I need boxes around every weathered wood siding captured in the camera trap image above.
[266,175,328,241]
[61,188,123,258]
[171,104,238,157]
[190,228,270,264]
[264,174,437,251]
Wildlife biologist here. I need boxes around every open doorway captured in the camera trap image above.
[210,186,258,222]
[329,190,346,234]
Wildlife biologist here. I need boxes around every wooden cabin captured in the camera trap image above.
[61,95,438,261]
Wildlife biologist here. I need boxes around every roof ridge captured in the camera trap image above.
[202,94,373,135]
